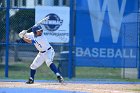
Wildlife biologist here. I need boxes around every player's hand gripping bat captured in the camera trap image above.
[19,16,49,38]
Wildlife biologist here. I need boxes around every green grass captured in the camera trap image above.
[75,67,121,79]
[0,61,140,82]
[0,61,57,80]
[75,67,140,82]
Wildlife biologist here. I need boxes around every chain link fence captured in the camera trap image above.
[0,0,70,80]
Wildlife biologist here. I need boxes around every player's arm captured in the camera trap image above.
[22,36,32,44]
[18,30,33,44]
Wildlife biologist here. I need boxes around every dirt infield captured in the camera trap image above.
[0,82,140,93]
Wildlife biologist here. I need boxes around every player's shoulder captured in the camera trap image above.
[26,32,34,36]
[27,32,34,35]
[42,34,48,39]
[25,32,34,38]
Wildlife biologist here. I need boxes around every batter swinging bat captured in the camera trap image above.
[26,16,49,32]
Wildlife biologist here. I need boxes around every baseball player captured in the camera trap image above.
[18,25,64,84]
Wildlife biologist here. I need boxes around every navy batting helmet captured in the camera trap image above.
[32,25,43,33]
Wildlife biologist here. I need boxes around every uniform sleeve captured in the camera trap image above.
[24,32,34,40]
[24,32,35,44]
[31,40,36,44]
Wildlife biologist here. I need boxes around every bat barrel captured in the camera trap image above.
[26,16,49,32]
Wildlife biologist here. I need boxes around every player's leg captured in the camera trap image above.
[48,62,64,83]
[45,49,64,83]
[26,52,45,84]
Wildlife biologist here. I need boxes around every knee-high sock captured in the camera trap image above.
[49,63,59,75]
[30,69,36,80]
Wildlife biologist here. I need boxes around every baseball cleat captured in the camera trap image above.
[26,78,34,84]
[57,76,64,83]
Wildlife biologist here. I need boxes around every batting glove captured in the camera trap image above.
[22,30,27,33]
[18,30,27,38]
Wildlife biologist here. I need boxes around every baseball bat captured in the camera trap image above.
[26,16,49,32]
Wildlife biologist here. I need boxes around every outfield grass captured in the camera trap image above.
[0,61,57,80]
[0,61,140,82]
[76,67,121,79]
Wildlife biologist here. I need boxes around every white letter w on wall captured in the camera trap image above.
[88,0,126,43]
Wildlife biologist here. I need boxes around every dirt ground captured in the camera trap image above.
[0,82,140,93]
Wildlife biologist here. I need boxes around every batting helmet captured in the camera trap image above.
[32,25,43,33]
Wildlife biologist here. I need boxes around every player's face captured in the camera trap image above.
[36,30,43,36]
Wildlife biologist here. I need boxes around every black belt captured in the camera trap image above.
[40,47,51,53]
[47,47,51,50]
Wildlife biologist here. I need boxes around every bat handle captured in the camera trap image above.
[26,27,32,32]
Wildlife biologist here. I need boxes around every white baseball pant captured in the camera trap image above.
[30,48,55,69]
